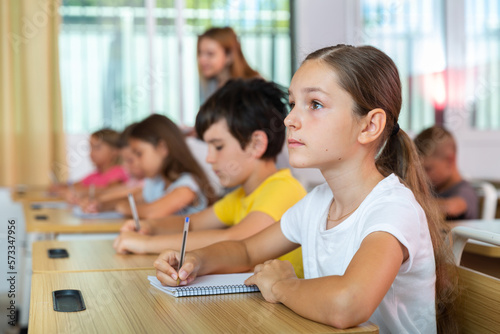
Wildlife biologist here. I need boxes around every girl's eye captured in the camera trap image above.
[215,146,223,151]
[289,102,295,109]
[311,101,323,110]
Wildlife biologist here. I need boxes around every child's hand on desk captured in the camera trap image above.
[83,199,99,213]
[154,249,200,286]
[120,219,152,235]
[79,197,99,213]
[113,231,150,254]
[245,259,298,304]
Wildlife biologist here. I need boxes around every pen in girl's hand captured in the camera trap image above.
[177,217,190,285]
[127,193,141,231]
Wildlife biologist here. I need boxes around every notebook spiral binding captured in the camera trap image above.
[174,284,259,297]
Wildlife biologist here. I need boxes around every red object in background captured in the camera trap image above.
[431,71,447,111]
[422,71,447,125]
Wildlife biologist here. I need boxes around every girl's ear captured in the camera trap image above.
[247,130,268,159]
[156,140,169,157]
[358,108,386,145]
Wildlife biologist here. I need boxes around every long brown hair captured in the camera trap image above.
[305,45,458,333]
[130,114,217,205]
[197,27,260,79]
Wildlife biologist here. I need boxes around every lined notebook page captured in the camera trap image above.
[148,273,259,297]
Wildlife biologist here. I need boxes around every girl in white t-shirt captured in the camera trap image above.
[153,45,458,334]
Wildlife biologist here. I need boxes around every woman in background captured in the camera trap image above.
[197,27,260,103]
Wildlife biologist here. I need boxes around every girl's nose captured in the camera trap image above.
[284,109,299,129]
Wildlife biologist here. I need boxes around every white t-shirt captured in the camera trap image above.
[281,174,436,334]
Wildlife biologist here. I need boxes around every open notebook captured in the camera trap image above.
[72,206,124,220]
[31,201,69,209]
[148,273,260,297]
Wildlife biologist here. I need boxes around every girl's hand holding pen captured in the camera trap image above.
[120,219,152,234]
[154,249,200,286]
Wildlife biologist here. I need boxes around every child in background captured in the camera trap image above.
[154,46,458,333]
[80,128,128,187]
[79,123,145,212]
[414,126,479,220]
[114,79,306,278]
[53,128,129,203]
[113,114,216,219]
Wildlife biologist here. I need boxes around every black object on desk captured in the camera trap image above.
[53,290,86,312]
[48,249,69,258]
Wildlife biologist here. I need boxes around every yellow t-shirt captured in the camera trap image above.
[213,169,307,278]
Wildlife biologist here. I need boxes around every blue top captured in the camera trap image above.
[142,173,208,215]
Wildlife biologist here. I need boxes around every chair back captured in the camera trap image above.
[471,181,498,220]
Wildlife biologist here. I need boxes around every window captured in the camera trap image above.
[59,0,292,133]
[465,0,500,129]
[359,0,446,134]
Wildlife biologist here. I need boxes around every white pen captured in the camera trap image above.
[127,193,141,231]
[177,217,190,285]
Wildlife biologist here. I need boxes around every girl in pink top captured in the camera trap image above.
[58,128,129,203]
[79,124,146,212]
[81,128,129,187]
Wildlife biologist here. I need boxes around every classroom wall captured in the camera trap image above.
[294,0,352,66]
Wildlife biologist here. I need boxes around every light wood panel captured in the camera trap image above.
[32,240,157,273]
[464,240,500,258]
[457,267,500,333]
[29,270,378,334]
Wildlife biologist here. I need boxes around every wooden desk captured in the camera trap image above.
[449,220,500,278]
[24,203,124,234]
[29,270,378,333]
[32,240,157,273]
[11,186,62,202]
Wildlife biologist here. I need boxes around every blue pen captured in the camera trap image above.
[177,217,190,285]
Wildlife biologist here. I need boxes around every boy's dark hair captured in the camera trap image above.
[195,79,287,160]
[117,123,138,149]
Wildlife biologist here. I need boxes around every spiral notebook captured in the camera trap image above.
[148,273,260,297]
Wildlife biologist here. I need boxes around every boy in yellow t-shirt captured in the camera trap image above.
[114,79,306,277]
